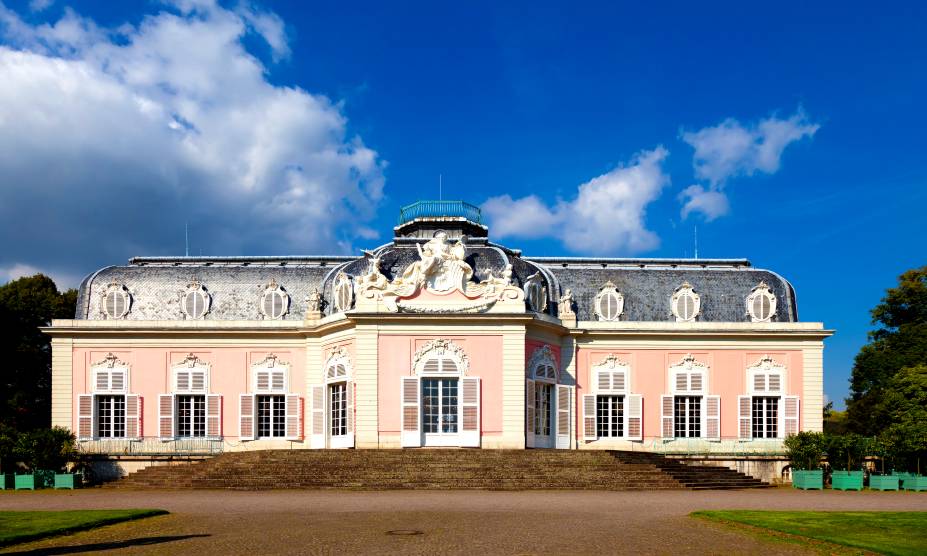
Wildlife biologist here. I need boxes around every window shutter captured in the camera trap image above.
[738,395,752,440]
[239,394,256,441]
[125,394,141,439]
[783,396,800,437]
[112,369,127,393]
[176,370,191,392]
[526,379,536,447]
[690,373,703,393]
[768,373,781,393]
[674,372,687,393]
[272,370,286,392]
[401,376,421,447]
[206,394,222,438]
[582,394,596,441]
[255,370,270,392]
[626,394,643,441]
[460,377,480,447]
[612,370,626,392]
[192,370,207,392]
[753,373,766,393]
[158,394,175,441]
[345,382,355,447]
[95,371,109,392]
[661,395,674,439]
[597,370,610,391]
[285,393,303,441]
[555,385,571,449]
[309,385,325,448]
[78,394,94,440]
[705,395,720,441]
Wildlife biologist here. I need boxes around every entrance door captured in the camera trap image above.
[534,382,554,448]
[422,378,459,446]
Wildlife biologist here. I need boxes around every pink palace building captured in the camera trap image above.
[46,201,832,480]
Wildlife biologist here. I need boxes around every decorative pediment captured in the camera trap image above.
[172,353,209,369]
[412,339,470,375]
[747,354,786,372]
[527,345,557,379]
[592,353,630,371]
[91,352,128,369]
[252,353,290,370]
[669,353,708,371]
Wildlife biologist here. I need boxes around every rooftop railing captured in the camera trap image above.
[397,200,482,225]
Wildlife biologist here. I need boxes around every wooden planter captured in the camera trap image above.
[831,470,864,491]
[14,473,37,490]
[54,473,80,489]
[791,469,823,490]
[869,475,899,491]
[902,475,927,491]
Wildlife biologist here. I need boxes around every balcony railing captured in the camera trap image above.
[78,437,225,456]
[397,200,482,225]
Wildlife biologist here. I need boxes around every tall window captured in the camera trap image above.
[752,396,778,438]
[177,395,206,437]
[596,395,624,438]
[257,395,286,438]
[674,396,701,438]
[330,382,347,436]
[97,395,126,438]
[534,382,553,436]
[422,378,458,434]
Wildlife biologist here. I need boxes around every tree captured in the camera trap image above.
[847,266,927,435]
[0,274,77,431]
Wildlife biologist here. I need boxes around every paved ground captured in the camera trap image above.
[1,488,925,555]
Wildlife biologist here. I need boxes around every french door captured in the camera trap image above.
[534,382,554,448]
[422,378,459,445]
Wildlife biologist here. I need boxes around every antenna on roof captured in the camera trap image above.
[694,225,699,260]
[185,222,189,257]
[439,174,443,201]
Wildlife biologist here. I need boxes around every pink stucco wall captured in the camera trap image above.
[575,349,804,440]
[377,335,505,436]
[72,347,306,440]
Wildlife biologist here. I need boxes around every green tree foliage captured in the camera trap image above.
[784,431,825,470]
[872,365,927,473]
[824,433,870,471]
[847,266,927,435]
[0,274,77,431]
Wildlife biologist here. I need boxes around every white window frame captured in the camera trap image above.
[91,353,129,394]
[664,353,717,440]
[671,282,700,322]
[594,281,624,322]
[332,271,353,313]
[324,347,354,449]
[260,280,291,320]
[524,271,548,312]
[584,354,640,442]
[252,354,290,394]
[172,353,210,394]
[181,280,211,320]
[746,281,777,323]
[100,282,131,319]
[744,354,794,439]
[527,345,558,448]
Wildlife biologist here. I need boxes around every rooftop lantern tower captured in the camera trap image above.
[394,200,489,239]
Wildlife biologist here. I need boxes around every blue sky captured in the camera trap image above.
[0,1,924,408]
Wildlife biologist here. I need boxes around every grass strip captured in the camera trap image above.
[692,510,927,556]
[0,509,168,547]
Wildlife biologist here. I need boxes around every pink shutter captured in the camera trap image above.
[158,394,174,440]
[582,394,596,441]
[783,396,800,437]
[626,394,642,440]
[206,394,222,438]
[401,377,421,447]
[346,382,355,435]
[460,377,480,447]
[239,394,255,440]
[661,395,674,438]
[285,393,303,440]
[125,394,141,439]
[526,379,536,447]
[705,395,720,441]
[310,385,325,448]
[738,395,752,440]
[77,394,94,440]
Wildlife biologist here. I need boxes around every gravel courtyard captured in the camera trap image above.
[1,488,925,555]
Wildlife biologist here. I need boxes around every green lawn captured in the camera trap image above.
[692,511,927,556]
[0,509,168,547]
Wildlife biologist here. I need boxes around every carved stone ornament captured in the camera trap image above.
[527,345,557,379]
[355,234,524,313]
[558,288,574,317]
[306,287,322,313]
[524,271,547,313]
[252,353,289,370]
[411,339,470,374]
[325,345,350,366]
[747,354,786,372]
[174,353,208,369]
[593,353,630,371]
[669,353,709,371]
[91,352,128,369]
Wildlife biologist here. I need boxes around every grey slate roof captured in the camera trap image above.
[75,242,797,323]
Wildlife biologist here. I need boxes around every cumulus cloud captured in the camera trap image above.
[482,147,669,255]
[0,1,384,282]
[679,109,818,220]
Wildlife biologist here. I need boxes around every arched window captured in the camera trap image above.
[524,271,547,313]
[182,280,211,320]
[315,346,354,448]
[594,281,624,322]
[260,280,290,320]
[746,281,777,323]
[333,272,353,313]
[100,282,131,319]
[671,282,700,322]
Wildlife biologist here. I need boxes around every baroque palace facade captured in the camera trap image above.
[46,201,831,476]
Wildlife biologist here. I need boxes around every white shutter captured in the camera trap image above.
[401,377,421,447]
[239,394,256,441]
[309,385,325,448]
[272,370,286,392]
[626,394,642,441]
[768,373,782,393]
[158,394,174,441]
[78,394,94,440]
[460,377,480,447]
[206,394,222,438]
[525,379,536,448]
[738,395,752,440]
[555,384,571,449]
[612,370,626,392]
[345,382,355,447]
[783,396,800,437]
[125,394,141,439]
[255,370,270,392]
[596,370,610,391]
[705,395,720,441]
[285,393,303,441]
[176,370,191,392]
[582,394,596,441]
[95,370,109,392]
[191,369,207,393]
[661,395,674,439]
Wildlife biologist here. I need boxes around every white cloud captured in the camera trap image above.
[0,1,384,280]
[679,109,819,220]
[28,0,52,13]
[482,147,669,255]
[0,262,81,289]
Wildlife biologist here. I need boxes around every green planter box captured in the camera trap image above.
[902,475,927,491]
[54,473,80,489]
[869,475,899,491]
[792,469,823,490]
[831,470,864,491]
[14,473,38,490]
[0,473,13,490]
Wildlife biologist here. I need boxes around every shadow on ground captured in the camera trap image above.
[3,534,211,555]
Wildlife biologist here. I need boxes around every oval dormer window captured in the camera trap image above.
[671,282,700,322]
[260,280,290,320]
[746,281,777,322]
[333,272,353,313]
[182,281,211,320]
[101,282,131,319]
[594,281,624,322]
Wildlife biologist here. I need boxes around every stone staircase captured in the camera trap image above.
[108,449,770,491]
